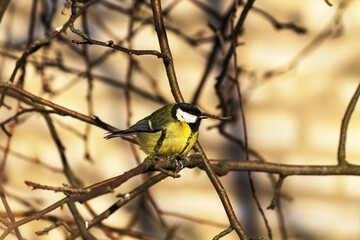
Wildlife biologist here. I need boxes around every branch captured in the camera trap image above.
[41,112,83,187]
[0,0,99,107]
[215,0,255,114]
[150,1,249,238]
[0,49,167,103]
[3,155,360,240]
[0,0,10,23]
[191,3,235,105]
[0,199,67,240]
[0,83,114,131]
[66,172,168,240]
[252,7,306,34]
[0,189,23,240]
[338,81,360,165]
[194,144,248,239]
[150,0,184,103]
[267,175,286,210]
[72,39,166,59]
[67,198,96,240]
[324,0,333,7]
[207,159,360,176]
[25,181,90,195]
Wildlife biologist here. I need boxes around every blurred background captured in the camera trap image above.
[1,0,360,239]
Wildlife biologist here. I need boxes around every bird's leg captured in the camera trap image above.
[146,155,181,178]
[168,155,183,173]
[157,155,182,177]
[147,155,181,178]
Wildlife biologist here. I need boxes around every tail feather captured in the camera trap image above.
[104,130,137,139]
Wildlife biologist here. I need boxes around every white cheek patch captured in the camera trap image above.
[176,108,198,123]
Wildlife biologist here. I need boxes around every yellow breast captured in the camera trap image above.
[137,121,198,157]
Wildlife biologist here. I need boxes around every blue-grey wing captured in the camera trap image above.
[104,118,162,139]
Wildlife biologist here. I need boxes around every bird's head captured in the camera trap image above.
[172,103,208,132]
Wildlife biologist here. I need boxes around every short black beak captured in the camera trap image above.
[199,114,208,119]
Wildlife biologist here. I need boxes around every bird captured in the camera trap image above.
[104,103,208,158]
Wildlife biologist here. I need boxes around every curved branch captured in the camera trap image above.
[338,81,360,165]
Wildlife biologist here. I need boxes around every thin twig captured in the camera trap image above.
[215,0,255,114]
[231,4,273,239]
[25,181,90,194]
[252,6,306,34]
[35,220,74,236]
[42,112,83,187]
[0,189,23,240]
[0,199,68,240]
[213,226,233,240]
[191,3,235,105]
[67,198,96,240]
[0,0,100,107]
[267,175,286,210]
[66,172,168,240]
[160,210,228,228]
[338,81,360,165]
[324,0,333,7]
[0,83,114,131]
[72,39,167,59]
[81,10,95,163]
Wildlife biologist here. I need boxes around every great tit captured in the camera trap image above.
[105,103,208,157]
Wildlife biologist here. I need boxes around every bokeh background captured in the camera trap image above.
[1,0,360,239]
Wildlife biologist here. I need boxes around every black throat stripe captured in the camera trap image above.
[188,120,201,133]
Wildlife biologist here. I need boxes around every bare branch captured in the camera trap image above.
[338,81,360,165]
